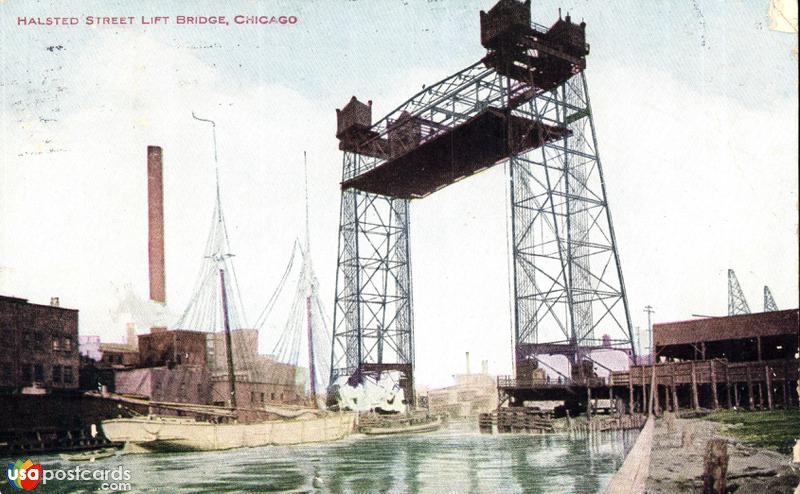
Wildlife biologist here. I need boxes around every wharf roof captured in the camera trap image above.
[654,309,799,346]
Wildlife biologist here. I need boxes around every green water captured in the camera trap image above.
[6,421,638,494]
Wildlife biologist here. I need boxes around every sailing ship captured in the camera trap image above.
[102,117,354,453]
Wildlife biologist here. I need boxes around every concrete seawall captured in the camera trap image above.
[603,417,655,494]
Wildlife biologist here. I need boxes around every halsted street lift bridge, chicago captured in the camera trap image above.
[330,0,635,411]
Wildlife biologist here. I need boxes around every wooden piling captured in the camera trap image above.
[765,366,774,410]
[724,363,732,409]
[628,372,634,414]
[640,365,646,414]
[710,361,719,409]
[609,385,617,416]
[733,383,740,408]
[782,376,789,408]
[650,364,659,416]
[702,438,728,494]
[691,361,700,410]
[672,379,679,413]
[746,366,754,410]
[587,386,592,422]
[757,383,764,410]
[783,361,790,408]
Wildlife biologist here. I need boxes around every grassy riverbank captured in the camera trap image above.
[703,409,800,455]
[647,416,799,494]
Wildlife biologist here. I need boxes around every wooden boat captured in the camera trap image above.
[103,411,355,453]
[360,416,442,436]
[59,447,117,461]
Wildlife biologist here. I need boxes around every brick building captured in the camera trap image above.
[114,326,306,407]
[207,329,306,407]
[138,328,207,367]
[209,356,306,407]
[0,295,80,393]
[115,366,211,404]
[98,324,140,368]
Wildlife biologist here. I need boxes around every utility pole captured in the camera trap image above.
[635,326,641,365]
[644,305,655,364]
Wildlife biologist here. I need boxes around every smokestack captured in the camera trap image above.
[126,323,138,350]
[465,351,471,375]
[147,146,166,304]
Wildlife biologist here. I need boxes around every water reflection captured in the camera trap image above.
[13,421,637,494]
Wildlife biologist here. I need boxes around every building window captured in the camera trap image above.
[34,364,44,382]
[21,365,32,384]
[251,391,255,404]
[52,338,61,351]
[63,366,73,384]
[33,331,44,351]
[64,337,73,352]
[271,393,276,400]
[260,392,265,402]
[52,365,62,384]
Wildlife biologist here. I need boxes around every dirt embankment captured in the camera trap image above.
[646,416,799,494]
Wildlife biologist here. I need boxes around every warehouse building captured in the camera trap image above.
[0,295,80,393]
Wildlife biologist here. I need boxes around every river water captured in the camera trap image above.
[10,421,638,494]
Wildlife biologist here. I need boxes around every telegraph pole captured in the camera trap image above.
[644,305,655,363]
[635,326,641,365]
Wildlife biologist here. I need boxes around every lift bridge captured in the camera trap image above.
[330,0,635,406]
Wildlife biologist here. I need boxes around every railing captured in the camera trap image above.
[609,358,798,387]
[497,375,609,388]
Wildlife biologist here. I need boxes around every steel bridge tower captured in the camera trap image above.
[728,269,751,316]
[763,285,778,312]
[330,0,634,404]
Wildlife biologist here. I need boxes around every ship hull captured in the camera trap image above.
[361,417,442,435]
[101,412,356,453]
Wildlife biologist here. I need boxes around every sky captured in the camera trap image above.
[1,0,797,388]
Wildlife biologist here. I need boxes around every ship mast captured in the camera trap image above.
[219,268,237,408]
[303,151,318,407]
[191,111,237,409]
